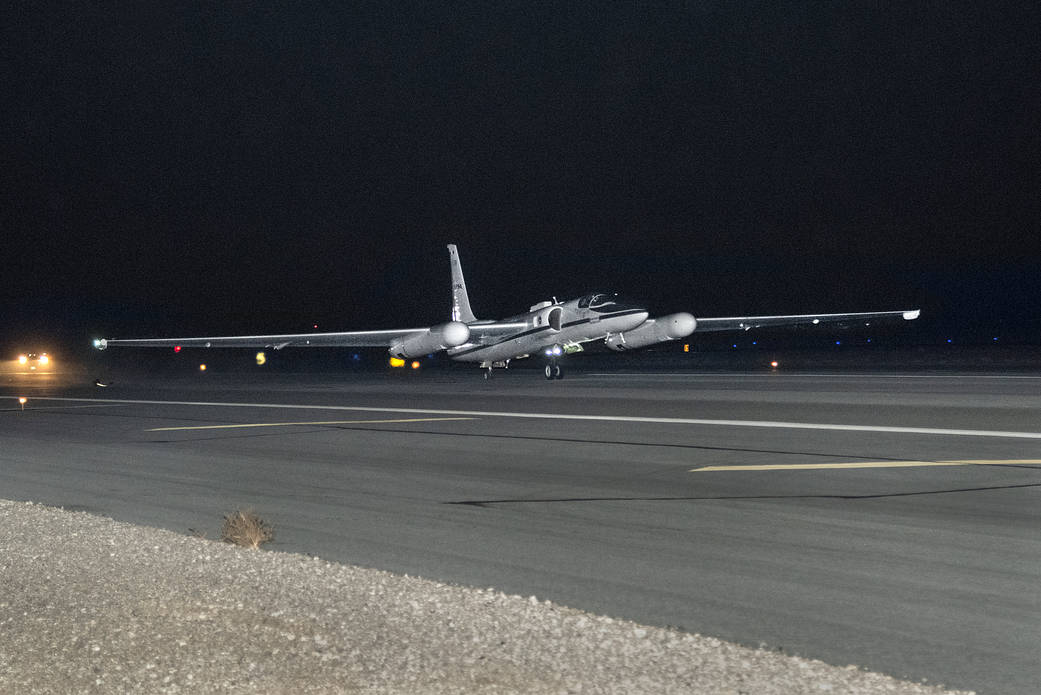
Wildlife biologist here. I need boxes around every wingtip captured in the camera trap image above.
[902,310,921,320]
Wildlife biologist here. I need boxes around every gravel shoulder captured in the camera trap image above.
[0,499,972,694]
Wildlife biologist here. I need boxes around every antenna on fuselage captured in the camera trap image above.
[447,244,478,323]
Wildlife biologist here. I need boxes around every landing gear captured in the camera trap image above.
[542,344,564,380]
[481,360,510,380]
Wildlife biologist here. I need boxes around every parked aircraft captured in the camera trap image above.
[94,245,919,379]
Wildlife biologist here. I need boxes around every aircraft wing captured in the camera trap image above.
[94,328,430,350]
[694,309,920,333]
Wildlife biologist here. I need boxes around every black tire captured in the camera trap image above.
[544,364,554,380]
[553,364,562,379]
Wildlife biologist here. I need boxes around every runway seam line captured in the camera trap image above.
[446,481,1041,505]
[692,459,1041,472]
[15,397,1041,440]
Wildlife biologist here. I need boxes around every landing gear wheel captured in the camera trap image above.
[484,367,492,380]
[553,364,562,379]
[544,364,554,380]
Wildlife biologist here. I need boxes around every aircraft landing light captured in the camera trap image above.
[147,417,476,432]
[691,459,1041,472]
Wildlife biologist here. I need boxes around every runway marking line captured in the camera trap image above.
[14,397,1041,440]
[692,459,1041,472]
[148,417,476,432]
[2,403,129,412]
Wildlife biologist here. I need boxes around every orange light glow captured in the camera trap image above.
[411,361,421,369]
[38,354,49,365]
[389,357,406,368]
[770,361,779,368]
[18,355,27,364]
[199,364,207,371]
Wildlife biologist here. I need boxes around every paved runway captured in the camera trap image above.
[2,365,1039,694]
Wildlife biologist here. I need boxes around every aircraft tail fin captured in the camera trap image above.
[447,244,477,323]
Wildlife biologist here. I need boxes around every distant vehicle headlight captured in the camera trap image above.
[18,355,28,364]
[38,354,49,365]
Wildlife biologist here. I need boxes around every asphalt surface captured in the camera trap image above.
[2,362,1040,694]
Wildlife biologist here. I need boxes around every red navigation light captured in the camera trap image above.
[174,345,182,353]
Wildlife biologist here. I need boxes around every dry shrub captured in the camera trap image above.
[221,509,274,549]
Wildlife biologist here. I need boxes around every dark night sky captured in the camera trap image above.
[3,4,1039,352]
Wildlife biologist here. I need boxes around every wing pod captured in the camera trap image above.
[605,313,695,352]
[389,321,470,358]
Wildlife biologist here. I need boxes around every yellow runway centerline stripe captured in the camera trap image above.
[691,459,1041,472]
[147,417,476,432]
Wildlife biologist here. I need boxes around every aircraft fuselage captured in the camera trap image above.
[447,294,648,364]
